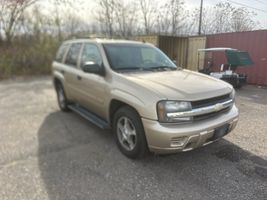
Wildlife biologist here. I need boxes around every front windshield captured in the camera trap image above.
[103,43,177,71]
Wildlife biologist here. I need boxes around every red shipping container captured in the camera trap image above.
[206,30,267,86]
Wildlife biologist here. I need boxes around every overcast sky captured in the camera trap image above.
[41,0,267,29]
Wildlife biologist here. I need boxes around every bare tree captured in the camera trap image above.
[155,0,190,35]
[156,4,171,34]
[191,2,232,34]
[213,2,233,33]
[96,0,116,38]
[0,0,77,43]
[191,2,259,34]
[167,0,187,35]
[231,8,258,32]
[191,7,217,34]
[0,0,38,43]
[49,0,77,40]
[138,0,157,35]
[113,0,138,38]
[63,14,86,38]
[18,5,43,41]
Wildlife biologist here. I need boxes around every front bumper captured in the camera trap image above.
[142,105,239,154]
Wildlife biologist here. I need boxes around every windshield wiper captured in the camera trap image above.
[146,66,177,71]
[115,66,179,72]
[115,67,142,71]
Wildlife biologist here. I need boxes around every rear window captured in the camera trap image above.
[55,44,69,63]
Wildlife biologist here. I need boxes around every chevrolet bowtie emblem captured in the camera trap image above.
[214,103,224,111]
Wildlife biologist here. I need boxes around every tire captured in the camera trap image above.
[112,106,148,159]
[55,82,70,112]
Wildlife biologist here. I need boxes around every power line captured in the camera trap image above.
[227,0,267,13]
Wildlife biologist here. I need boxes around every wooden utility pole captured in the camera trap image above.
[198,0,203,35]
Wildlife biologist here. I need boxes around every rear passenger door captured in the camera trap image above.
[63,43,83,102]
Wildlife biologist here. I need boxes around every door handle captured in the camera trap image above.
[77,75,82,80]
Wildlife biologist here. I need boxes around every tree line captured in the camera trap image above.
[0,0,259,42]
[0,0,259,78]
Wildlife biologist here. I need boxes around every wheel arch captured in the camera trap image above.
[53,77,62,88]
[53,70,65,88]
[110,99,149,158]
[53,75,70,101]
[109,99,141,127]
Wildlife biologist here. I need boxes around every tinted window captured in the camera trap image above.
[65,43,82,67]
[55,44,69,62]
[80,43,102,68]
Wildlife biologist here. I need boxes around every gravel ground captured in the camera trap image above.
[0,76,266,200]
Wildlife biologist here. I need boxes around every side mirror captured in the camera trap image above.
[82,61,105,76]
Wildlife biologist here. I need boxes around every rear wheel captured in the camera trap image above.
[113,106,148,159]
[56,82,69,112]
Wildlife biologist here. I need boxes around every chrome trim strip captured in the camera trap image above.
[167,99,233,118]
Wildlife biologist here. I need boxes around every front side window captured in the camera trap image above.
[103,43,177,71]
[80,43,102,69]
[65,43,82,67]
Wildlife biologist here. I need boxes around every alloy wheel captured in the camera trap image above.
[116,116,137,151]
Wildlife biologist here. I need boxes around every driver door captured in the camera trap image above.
[77,43,108,119]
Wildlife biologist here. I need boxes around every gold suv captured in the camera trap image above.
[52,39,239,158]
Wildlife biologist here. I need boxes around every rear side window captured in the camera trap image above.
[65,43,82,67]
[55,44,69,63]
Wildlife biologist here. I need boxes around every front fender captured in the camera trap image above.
[110,89,158,120]
[52,70,70,98]
[53,71,65,87]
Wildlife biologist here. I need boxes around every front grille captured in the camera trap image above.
[191,93,232,121]
[191,93,231,109]
[193,107,230,121]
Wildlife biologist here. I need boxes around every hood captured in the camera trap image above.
[123,69,232,101]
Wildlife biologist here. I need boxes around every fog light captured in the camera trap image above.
[170,136,188,148]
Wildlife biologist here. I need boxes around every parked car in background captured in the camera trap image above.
[52,39,239,158]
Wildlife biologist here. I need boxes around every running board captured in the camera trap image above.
[68,105,110,129]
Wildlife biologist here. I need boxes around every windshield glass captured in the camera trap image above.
[103,43,177,71]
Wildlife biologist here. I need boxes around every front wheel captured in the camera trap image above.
[113,106,148,159]
[56,83,69,112]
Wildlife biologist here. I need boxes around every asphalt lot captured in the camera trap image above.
[0,76,266,200]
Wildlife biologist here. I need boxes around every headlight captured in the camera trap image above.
[157,101,192,123]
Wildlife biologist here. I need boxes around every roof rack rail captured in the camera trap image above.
[69,35,107,40]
